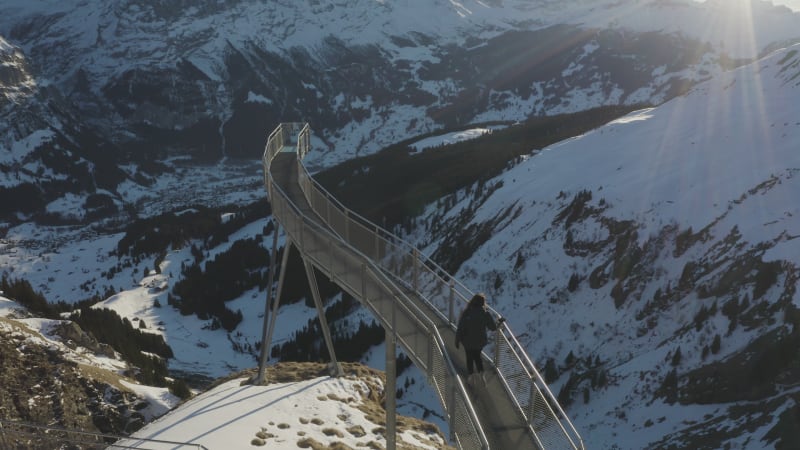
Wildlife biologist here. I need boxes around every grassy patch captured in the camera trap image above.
[322,427,344,437]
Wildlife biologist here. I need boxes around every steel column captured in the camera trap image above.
[303,259,343,377]
[256,225,281,384]
[259,239,293,383]
[385,328,397,450]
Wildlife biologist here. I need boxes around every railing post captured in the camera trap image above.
[428,331,434,378]
[326,193,331,225]
[447,369,457,444]
[330,235,335,280]
[528,378,538,427]
[362,263,367,302]
[345,210,350,243]
[385,328,397,450]
[300,212,305,251]
[494,327,503,367]
[448,279,455,324]
[374,225,380,262]
[412,248,419,293]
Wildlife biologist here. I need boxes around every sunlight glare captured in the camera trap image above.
[608,109,655,125]
[667,0,776,231]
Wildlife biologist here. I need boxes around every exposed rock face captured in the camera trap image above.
[0,38,33,101]
[51,321,117,358]
[0,324,147,441]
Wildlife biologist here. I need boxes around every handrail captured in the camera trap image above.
[0,419,210,449]
[363,253,491,449]
[268,178,490,449]
[264,122,585,450]
[293,124,584,449]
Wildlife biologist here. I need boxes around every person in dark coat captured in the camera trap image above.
[455,293,505,386]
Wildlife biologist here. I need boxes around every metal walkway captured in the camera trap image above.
[261,123,585,450]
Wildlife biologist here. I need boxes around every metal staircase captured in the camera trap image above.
[259,123,585,450]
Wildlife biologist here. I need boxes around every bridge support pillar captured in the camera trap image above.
[385,329,397,450]
[303,259,343,377]
[256,225,284,384]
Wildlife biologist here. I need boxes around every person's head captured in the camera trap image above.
[469,293,487,309]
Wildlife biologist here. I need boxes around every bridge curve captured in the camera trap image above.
[262,123,584,450]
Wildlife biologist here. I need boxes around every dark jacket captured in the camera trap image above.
[456,305,498,350]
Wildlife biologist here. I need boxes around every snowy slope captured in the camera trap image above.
[410,43,800,448]
[2,0,797,77]
[0,35,34,103]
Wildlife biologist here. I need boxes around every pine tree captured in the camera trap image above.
[671,346,682,366]
[565,351,576,367]
[544,358,559,383]
[711,334,721,354]
[661,369,678,404]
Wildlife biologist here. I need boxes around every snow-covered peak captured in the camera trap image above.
[2,0,799,82]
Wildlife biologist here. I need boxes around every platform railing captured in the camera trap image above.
[264,122,584,450]
[0,419,209,450]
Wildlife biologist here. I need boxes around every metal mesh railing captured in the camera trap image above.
[0,419,208,450]
[263,123,585,450]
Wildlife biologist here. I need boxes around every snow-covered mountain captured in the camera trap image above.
[409,43,800,448]
[2,0,800,225]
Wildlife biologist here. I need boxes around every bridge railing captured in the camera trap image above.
[0,419,209,449]
[265,122,584,450]
[264,123,489,449]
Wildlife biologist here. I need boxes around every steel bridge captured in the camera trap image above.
[256,123,585,450]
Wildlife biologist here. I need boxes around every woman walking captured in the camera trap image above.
[455,293,505,386]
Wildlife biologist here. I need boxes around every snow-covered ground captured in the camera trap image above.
[409,126,506,154]
[120,373,446,450]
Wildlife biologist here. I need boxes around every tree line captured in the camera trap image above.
[316,104,646,228]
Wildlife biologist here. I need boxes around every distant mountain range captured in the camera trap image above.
[2,0,800,224]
